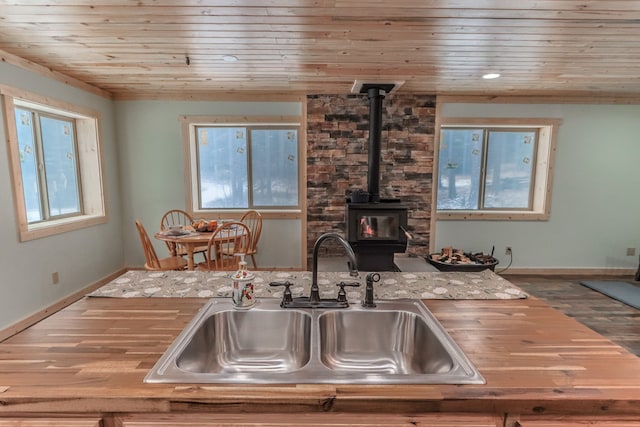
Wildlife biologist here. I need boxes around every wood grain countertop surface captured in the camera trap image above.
[1,295,640,417]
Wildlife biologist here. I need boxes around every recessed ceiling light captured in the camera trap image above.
[482,73,501,79]
[222,55,238,62]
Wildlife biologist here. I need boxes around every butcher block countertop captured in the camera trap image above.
[1,291,640,425]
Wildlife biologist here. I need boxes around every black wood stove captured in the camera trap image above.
[346,200,409,271]
[345,83,409,271]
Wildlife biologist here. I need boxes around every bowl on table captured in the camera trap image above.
[193,220,218,232]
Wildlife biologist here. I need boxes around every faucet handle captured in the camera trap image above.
[269,281,294,307]
[336,281,360,303]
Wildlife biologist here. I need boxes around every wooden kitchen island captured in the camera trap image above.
[1,294,640,426]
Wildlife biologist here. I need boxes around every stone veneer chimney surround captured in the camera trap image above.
[306,94,435,266]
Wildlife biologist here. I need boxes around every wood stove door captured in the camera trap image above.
[358,214,399,240]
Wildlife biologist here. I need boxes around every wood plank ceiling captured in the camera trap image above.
[1,1,640,100]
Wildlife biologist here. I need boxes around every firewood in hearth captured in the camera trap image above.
[431,247,498,267]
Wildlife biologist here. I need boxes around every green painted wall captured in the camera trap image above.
[436,103,640,271]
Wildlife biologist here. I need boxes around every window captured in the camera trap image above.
[1,85,106,241]
[436,118,561,220]
[15,106,82,223]
[182,116,302,214]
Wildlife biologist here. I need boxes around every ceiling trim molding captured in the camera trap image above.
[112,91,308,102]
[437,94,640,105]
[0,49,112,100]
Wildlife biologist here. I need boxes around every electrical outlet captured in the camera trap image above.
[505,246,512,255]
[627,248,636,256]
[51,272,59,285]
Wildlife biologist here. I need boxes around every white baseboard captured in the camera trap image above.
[0,268,127,342]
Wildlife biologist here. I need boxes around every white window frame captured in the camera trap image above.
[435,117,561,221]
[180,115,304,218]
[1,85,107,241]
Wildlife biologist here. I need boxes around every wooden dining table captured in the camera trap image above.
[154,230,213,270]
[154,224,248,270]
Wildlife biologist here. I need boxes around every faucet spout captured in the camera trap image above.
[311,232,358,304]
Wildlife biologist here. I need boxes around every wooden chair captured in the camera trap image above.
[135,220,188,271]
[240,209,262,269]
[160,209,207,262]
[197,222,251,271]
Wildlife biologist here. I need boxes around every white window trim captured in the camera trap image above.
[1,85,107,241]
[435,117,562,221]
[179,115,304,219]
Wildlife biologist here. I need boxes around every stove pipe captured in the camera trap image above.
[359,83,395,204]
[366,87,384,204]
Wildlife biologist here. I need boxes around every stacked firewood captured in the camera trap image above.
[430,247,495,265]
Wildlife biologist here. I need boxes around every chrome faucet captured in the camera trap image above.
[310,232,359,304]
[270,232,359,308]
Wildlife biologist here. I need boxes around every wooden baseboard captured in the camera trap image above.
[500,267,636,277]
[0,268,127,342]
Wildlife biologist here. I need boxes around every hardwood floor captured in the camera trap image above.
[505,275,640,357]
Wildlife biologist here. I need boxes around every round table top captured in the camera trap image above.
[155,226,246,244]
[154,230,212,244]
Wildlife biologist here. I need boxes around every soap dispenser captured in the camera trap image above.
[231,255,256,309]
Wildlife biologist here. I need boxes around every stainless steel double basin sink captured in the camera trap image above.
[144,298,484,384]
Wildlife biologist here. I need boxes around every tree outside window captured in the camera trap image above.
[438,128,536,211]
[195,125,299,210]
[436,118,560,221]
